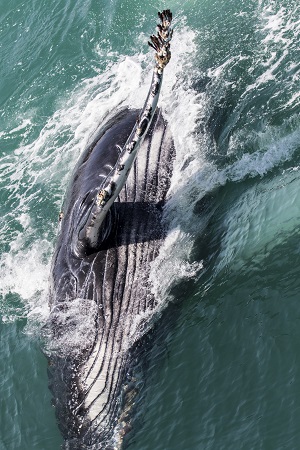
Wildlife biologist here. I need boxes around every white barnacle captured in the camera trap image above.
[96,189,109,206]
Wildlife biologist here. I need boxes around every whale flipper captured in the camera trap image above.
[76,9,173,254]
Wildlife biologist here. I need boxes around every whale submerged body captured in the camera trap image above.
[46,10,174,449]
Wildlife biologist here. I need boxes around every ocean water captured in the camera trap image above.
[1,0,300,449]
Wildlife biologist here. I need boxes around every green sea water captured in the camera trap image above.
[1,0,300,449]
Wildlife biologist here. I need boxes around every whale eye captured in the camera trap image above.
[75,192,96,237]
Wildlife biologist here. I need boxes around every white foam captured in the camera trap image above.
[44,298,98,357]
[0,232,52,324]
[150,227,203,298]
[244,2,300,99]
[227,125,300,181]
[260,4,299,46]
[8,119,32,135]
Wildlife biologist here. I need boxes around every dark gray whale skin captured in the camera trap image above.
[47,107,175,449]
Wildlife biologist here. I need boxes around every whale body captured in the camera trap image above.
[46,10,174,449]
[46,107,175,449]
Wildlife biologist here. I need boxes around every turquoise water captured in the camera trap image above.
[1,0,300,448]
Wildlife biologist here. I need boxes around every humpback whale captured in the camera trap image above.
[46,10,174,449]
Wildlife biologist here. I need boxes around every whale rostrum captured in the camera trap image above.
[46,10,174,449]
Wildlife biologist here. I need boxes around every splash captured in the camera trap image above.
[2,11,300,333]
[148,4,300,306]
[0,22,201,328]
